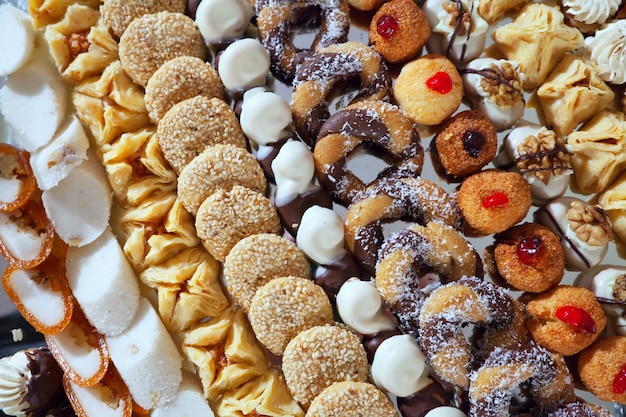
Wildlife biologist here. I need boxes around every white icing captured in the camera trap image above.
[371,334,432,398]
[272,140,316,206]
[423,0,488,63]
[217,38,270,92]
[195,0,253,44]
[297,205,346,265]
[611,316,626,337]
[562,0,620,26]
[462,57,525,130]
[577,266,626,317]
[424,406,468,417]
[0,351,30,416]
[537,196,609,270]
[501,123,571,203]
[240,88,292,146]
[584,20,626,85]
[336,278,396,335]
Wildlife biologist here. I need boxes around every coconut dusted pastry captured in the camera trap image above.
[492,3,584,90]
[477,0,530,23]
[567,110,626,195]
[423,0,489,64]
[498,122,572,203]
[561,0,621,34]
[461,57,525,131]
[537,55,614,137]
[583,20,626,85]
[535,196,613,271]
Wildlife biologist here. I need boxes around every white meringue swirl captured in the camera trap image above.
[584,20,626,85]
[562,0,620,26]
[0,352,30,417]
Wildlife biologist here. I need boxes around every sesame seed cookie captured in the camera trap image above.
[249,276,334,355]
[157,96,246,175]
[282,325,369,409]
[178,144,267,216]
[118,11,206,87]
[101,0,186,39]
[306,381,398,417]
[145,56,224,123]
[224,233,311,313]
[195,185,281,262]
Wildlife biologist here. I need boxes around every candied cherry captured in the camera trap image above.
[376,15,399,40]
[426,71,453,94]
[482,191,509,209]
[555,305,596,333]
[517,236,541,266]
[462,131,485,158]
[613,364,626,394]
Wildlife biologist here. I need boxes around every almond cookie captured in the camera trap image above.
[305,381,397,417]
[224,234,311,313]
[178,144,266,216]
[157,96,246,175]
[249,276,333,355]
[195,185,281,262]
[578,335,626,403]
[118,11,206,87]
[282,325,369,408]
[145,56,224,123]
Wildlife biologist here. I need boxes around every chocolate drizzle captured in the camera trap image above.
[534,207,591,269]
[23,348,75,417]
[446,0,474,62]
[460,66,523,97]
[314,252,362,302]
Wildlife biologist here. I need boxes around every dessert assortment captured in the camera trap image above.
[1,0,626,417]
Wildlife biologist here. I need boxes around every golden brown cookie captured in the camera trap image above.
[118,11,206,87]
[178,144,266,216]
[101,0,187,39]
[195,185,281,262]
[223,234,311,313]
[369,0,431,64]
[433,110,498,178]
[145,56,224,123]
[157,96,246,175]
[393,54,463,126]
[249,276,333,355]
[524,285,607,356]
[348,0,388,11]
[578,335,626,404]
[305,381,398,417]
[457,169,532,236]
[282,325,369,408]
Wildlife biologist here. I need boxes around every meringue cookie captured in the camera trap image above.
[584,20,626,85]
[336,278,396,335]
[217,38,270,92]
[371,334,432,397]
[240,87,292,146]
[297,205,346,265]
[562,0,621,27]
[194,0,253,44]
[272,140,316,207]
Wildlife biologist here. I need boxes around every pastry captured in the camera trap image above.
[578,335,626,403]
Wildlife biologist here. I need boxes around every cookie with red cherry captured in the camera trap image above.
[578,335,626,403]
[522,285,607,356]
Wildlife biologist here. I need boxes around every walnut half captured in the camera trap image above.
[567,200,613,246]
[516,129,571,185]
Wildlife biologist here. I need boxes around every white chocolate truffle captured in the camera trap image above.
[195,0,253,44]
[240,87,292,146]
[272,140,316,206]
[462,57,525,130]
[218,38,270,91]
[371,334,432,398]
[500,122,571,203]
[536,196,610,270]
[297,205,346,265]
[423,0,488,63]
[424,406,468,417]
[584,20,626,85]
[336,278,396,335]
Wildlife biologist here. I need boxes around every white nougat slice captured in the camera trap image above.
[0,5,35,76]
[151,372,216,417]
[0,211,48,265]
[66,229,140,337]
[106,297,183,410]
[42,155,112,247]
[0,59,67,151]
[65,373,133,417]
[30,114,90,190]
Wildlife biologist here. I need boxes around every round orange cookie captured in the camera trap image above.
[433,110,498,178]
[393,54,463,126]
[369,0,431,64]
[578,335,626,403]
[457,169,531,236]
[489,222,565,293]
[305,381,397,417]
[524,285,607,356]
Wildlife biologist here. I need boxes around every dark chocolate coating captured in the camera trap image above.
[397,380,453,417]
[24,348,75,417]
[314,252,362,303]
[277,188,333,237]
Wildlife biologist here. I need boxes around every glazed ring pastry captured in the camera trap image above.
[291,41,392,146]
[375,221,482,333]
[469,343,575,416]
[418,276,518,389]
[314,100,424,205]
[344,177,461,275]
[255,0,350,82]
